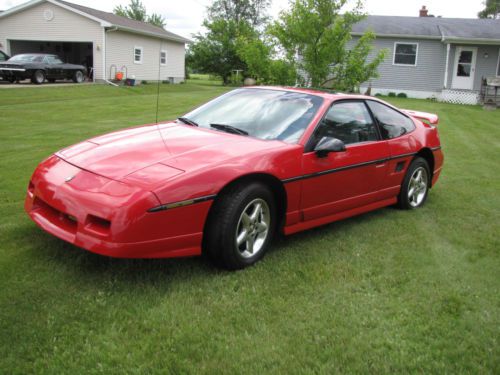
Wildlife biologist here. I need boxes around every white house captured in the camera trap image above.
[0,0,190,83]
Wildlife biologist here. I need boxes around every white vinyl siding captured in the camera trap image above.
[393,42,418,66]
[106,30,185,81]
[134,46,143,64]
[348,37,445,92]
[0,1,104,79]
[160,50,167,66]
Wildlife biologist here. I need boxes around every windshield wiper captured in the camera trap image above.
[177,117,198,127]
[210,123,248,136]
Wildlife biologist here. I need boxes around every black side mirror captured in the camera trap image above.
[314,137,346,157]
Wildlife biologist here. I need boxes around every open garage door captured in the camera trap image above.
[9,40,94,80]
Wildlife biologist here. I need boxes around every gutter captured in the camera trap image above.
[351,32,500,45]
[441,37,500,45]
[351,32,442,41]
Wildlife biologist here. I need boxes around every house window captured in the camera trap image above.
[393,43,418,66]
[160,50,167,66]
[134,46,143,64]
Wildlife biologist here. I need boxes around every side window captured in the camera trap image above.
[45,56,62,64]
[366,101,415,139]
[134,46,143,64]
[313,101,378,146]
[0,52,7,62]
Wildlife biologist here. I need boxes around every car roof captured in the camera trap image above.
[243,86,372,101]
[14,53,57,57]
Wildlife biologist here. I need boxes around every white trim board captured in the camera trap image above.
[497,47,500,77]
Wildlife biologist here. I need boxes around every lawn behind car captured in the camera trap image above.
[0,80,498,373]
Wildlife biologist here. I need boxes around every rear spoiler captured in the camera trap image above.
[401,109,439,125]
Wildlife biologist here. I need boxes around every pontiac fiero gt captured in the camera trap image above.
[25,87,443,269]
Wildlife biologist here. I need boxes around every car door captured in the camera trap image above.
[45,56,63,78]
[365,100,418,190]
[299,100,391,221]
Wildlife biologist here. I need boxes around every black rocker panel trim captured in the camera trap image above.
[282,152,418,184]
[148,194,217,212]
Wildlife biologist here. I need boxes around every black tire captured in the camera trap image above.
[73,70,84,83]
[397,157,431,210]
[48,78,56,83]
[204,182,276,270]
[31,70,45,84]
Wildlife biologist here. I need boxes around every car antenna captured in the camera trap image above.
[155,40,174,157]
[155,41,161,125]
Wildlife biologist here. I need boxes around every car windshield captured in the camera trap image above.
[182,88,324,143]
[8,54,44,63]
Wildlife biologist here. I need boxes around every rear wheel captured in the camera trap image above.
[31,70,45,84]
[397,157,430,209]
[73,70,84,83]
[205,182,276,270]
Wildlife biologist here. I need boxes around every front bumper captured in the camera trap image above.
[25,156,210,258]
[0,67,28,80]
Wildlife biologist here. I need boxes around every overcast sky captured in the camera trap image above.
[0,0,486,40]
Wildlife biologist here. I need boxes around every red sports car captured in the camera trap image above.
[25,87,443,269]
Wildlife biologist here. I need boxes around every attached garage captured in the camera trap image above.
[9,40,94,78]
[0,0,190,83]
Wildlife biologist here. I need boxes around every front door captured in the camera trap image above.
[300,100,390,221]
[452,46,477,90]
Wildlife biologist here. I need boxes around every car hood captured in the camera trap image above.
[0,61,25,68]
[56,122,287,185]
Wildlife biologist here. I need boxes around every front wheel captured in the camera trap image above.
[73,70,84,83]
[398,157,431,209]
[204,182,276,270]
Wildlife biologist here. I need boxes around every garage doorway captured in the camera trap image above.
[8,40,94,80]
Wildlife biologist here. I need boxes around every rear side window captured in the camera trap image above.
[366,101,415,139]
[0,52,7,62]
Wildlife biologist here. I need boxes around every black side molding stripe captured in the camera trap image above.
[148,194,217,213]
[282,152,418,184]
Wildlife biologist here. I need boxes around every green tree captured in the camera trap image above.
[478,0,500,18]
[188,0,270,84]
[269,0,386,91]
[236,35,297,85]
[114,0,166,28]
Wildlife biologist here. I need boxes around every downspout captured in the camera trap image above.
[439,25,450,90]
[444,43,451,89]
[103,26,119,86]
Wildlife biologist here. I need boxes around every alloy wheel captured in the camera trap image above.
[408,167,428,207]
[235,198,270,258]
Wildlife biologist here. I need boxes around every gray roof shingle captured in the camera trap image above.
[57,0,190,43]
[352,15,500,41]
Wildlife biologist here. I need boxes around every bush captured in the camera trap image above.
[397,92,408,98]
[375,93,383,97]
[388,92,396,97]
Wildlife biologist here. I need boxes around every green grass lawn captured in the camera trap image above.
[0,81,498,374]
